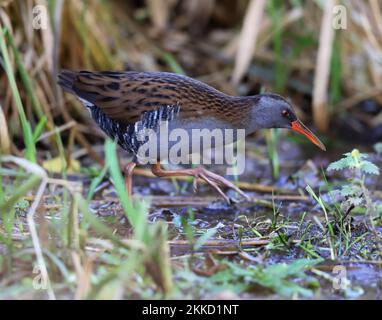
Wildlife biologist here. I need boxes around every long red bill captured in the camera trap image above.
[291,120,326,151]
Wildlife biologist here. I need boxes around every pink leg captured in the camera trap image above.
[151,162,248,203]
[124,162,136,199]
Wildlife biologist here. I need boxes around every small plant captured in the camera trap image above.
[327,149,380,221]
[374,142,382,156]
[176,258,321,298]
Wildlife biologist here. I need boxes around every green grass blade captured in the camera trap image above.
[0,175,41,213]
[33,116,48,142]
[6,30,45,119]
[86,165,108,201]
[0,28,36,162]
[104,139,137,227]
[163,52,186,75]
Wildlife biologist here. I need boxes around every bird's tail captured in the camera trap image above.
[57,69,77,94]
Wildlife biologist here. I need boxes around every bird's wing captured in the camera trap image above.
[58,70,224,125]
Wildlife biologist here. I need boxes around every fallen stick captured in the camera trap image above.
[132,168,296,194]
[130,195,309,207]
[168,238,270,248]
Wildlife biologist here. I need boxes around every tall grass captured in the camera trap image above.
[330,32,342,106]
[104,139,173,295]
[0,27,36,162]
[266,129,280,180]
[268,0,286,93]
[0,140,173,298]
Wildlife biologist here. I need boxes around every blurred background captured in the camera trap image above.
[1,0,382,165]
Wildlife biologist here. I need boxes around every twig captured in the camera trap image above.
[132,168,296,194]
[168,238,270,248]
[131,195,308,207]
[36,120,76,142]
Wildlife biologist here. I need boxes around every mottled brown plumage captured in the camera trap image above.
[58,70,254,127]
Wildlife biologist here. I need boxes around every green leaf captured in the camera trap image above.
[86,165,108,200]
[327,149,380,176]
[32,116,48,142]
[327,158,349,171]
[213,258,321,298]
[374,143,382,155]
[347,196,364,207]
[360,161,380,175]
[340,185,361,197]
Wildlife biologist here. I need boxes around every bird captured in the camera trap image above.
[58,70,326,203]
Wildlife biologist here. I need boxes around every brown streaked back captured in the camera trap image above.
[58,70,253,126]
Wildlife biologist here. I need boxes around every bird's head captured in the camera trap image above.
[251,93,326,151]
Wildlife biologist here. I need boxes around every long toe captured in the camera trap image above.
[199,172,231,204]
[202,169,249,200]
[192,177,199,193]
[232,187,250,200]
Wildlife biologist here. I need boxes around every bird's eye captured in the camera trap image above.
[282,110,290,118]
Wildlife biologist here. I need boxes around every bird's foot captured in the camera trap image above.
[151,162,248,204]
[191,167,249,204]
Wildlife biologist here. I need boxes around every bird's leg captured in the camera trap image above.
[151,162,249,203]
[123,162,136,199]
[195,169,249,200]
